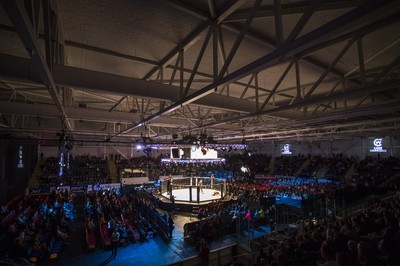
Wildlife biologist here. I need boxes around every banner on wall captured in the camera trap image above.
[26,187,51,195]
[70,185,87,192]
[369,138,387,153]
[87,183,120,191]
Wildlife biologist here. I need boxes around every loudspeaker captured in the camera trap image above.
[171,148,180,158]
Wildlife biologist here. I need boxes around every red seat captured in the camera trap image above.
[85,227,96,250]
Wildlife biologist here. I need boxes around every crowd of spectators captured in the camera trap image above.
[274,155,308,176]
[0,190,76,263]
[116,157,158,175]
[4,150,400,265]
[114,154,400,192]
[84,188,158,248]
[178,174,400,266]
[251,194,400,266]
[233,178,355,202]
[40,155,111,187]
[352,156,400,187]
[36,153,400,193]
[299,155,354,180]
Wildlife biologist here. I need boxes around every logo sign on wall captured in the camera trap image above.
[369,138,387,153]
[281,144,292,155]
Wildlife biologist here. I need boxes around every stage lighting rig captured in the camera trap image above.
[143,147,152,157]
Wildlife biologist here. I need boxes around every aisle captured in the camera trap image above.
[57,193,87,261]
[51,212,239,266]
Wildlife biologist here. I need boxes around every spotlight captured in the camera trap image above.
[136,144,143,150]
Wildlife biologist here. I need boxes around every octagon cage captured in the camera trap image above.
[161,176,226,203]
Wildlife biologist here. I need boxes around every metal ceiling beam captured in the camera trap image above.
[183,26,213,97]
[115,0,399,136]
[221,117,400,141]
[218,0,262,79]
[204,80,400,128]
[0,53,258,114]
[165,0,364,89]
[216,0,250,24]
[1,0,72,131]
[303,39,355,99]
[108,21,212,112]
[289,102,400,127]
[65,40,158,67]
[274,0,283,47]
[0,101,194,128]
[225,0,367,21]
[0,25,308,99]
[143,21,211,81]
[284,0,323,44]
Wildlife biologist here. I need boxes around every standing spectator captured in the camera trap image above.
[111,228,120,259]
[198,179,204,193]
[167,175,172,195]
[199,239,210,266]
[257,248,267,265]
[108,217,115,236]
[168,214,174,238]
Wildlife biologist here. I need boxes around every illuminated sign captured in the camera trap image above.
[191,147,218,159]
[17,145,24,168]
[369,138,387,153]
[281,144,292,155]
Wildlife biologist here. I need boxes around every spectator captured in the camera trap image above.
[168,214,174,238]
[336,252,353,266]
[111,228,120,259]
[357,241,384,266]
[199,239,210,266]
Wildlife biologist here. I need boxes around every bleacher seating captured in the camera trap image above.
[40,155,111,187]
[0,191,75,263]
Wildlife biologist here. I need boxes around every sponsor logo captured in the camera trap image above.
[282,144,292,155]
[370,138,387,153]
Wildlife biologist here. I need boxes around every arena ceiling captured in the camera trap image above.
[0,0,399,146]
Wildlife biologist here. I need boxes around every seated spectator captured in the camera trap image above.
[56,225,70,242]
[319,240,336,266]
[335,252,353,266]
[87,216,96,232]
[357,241,384,266]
